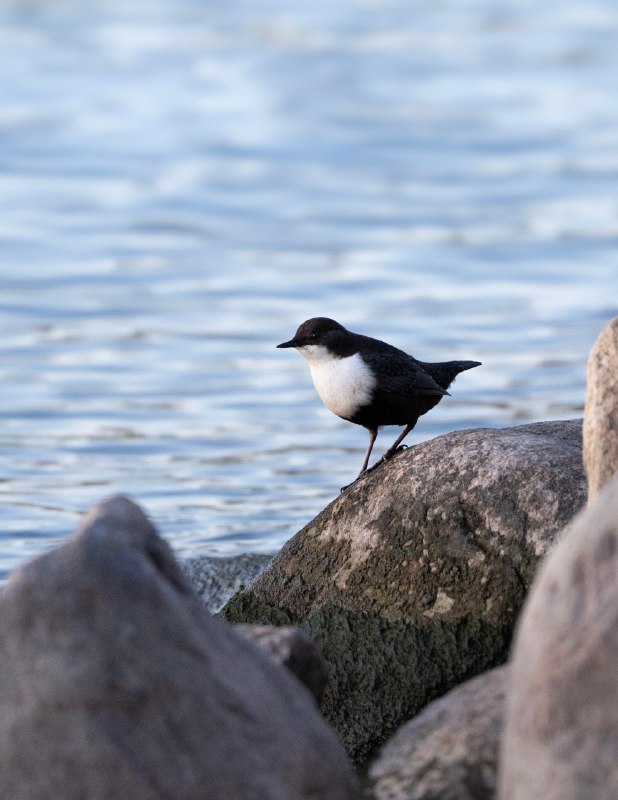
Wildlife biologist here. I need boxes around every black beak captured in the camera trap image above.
[276,338,298,349]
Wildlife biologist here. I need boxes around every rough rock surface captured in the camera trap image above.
[0,496,359,800]
[500,474,618,800]
[181,552,273,611]
[368,665,508,800]
[584,316,618,499]
[236,624,328,701]
[223,420,586,762]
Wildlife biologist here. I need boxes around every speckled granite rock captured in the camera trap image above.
[369,665,508,800]
[223,420,586,762]
[181,552,273,611]
[0,496,359,800]
[500,474,618,800]
[584,316,618,499]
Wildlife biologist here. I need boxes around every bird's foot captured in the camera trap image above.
[364,455,390,475]
[381,443,409,462]
[341,463,380,491]
[340,445,410,491]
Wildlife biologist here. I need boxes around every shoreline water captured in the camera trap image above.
[3,0,618,576]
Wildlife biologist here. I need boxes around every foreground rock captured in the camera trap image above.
[500,474,618,800]
[368,665,508,800]
[223,420,586,761]
[0,496,359,800]
[181,552,273,611]
[584,316,618,499]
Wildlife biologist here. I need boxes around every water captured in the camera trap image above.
[1,0,617,581]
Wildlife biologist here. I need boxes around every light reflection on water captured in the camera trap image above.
[1,0,618,579]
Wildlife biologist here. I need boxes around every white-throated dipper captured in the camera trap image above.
[277,317,481,483]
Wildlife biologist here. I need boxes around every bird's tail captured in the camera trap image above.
[421,360,481,392]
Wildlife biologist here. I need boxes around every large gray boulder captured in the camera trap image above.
[223,420,586,762]
[0,496,359,800]
[368,665,508,800]
[499,474,618,800]
[584,316,618,499]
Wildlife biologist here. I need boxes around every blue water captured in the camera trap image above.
[1,0,617,580]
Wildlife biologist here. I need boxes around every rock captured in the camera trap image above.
[181,552,273,611]
[499,474,618,800]
[368,665,508,800]
[223,420,586,762]
[0,496,359,800]
[181,555,327,699]
[236,625,328,701]
[584,316,618,499]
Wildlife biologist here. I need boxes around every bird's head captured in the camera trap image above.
[277,318,347,359]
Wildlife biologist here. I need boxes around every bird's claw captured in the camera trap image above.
[340,444,410,491]
[382,444,409,461]
[341,459,384,491]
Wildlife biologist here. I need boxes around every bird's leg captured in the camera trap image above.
[340,428,378,491]
[361,424,415,480]
[381,423,414,461]
[359,428,378,476]
[348,423,417,488]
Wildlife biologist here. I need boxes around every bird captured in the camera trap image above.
[277,317,481,484]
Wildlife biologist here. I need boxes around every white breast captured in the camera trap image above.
[299,345,375,421]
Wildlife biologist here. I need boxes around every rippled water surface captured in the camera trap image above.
[1,0,618,579]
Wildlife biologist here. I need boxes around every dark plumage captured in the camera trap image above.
[277,317,481,482]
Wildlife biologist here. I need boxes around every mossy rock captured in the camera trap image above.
[224,421,586,763]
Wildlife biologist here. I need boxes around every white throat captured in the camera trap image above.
[298,345,375,421]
